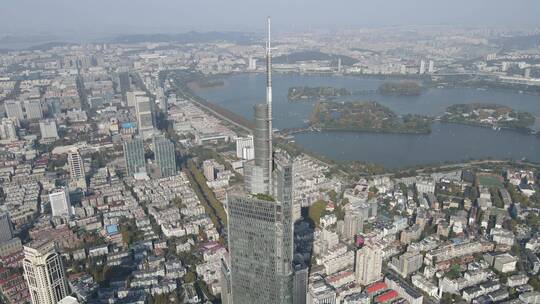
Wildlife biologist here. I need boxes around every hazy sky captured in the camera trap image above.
[2,0,540,37]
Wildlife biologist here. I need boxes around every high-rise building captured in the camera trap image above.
[389,251,423,278]
[225,18,294,304]
[4,100,24,120]
[67,149,86,189]
[118,72,131,96]
[343,202,371,240]
[39,119,59,139]
[419,60,426,75]
[220,255,232,304]
[235,135,254,160]
[123,137,146,176]
[23,240,69,304]
[0,118,17,141]
[49,187,71,218]
[293,264,308,304]
[355,240,383,285]
[203,159,216,181]
[248,56,257,71]
[24,100,43,120]
[153,135,176,177]
[428,60,434,74]
[135,93,154,136]
[0,211,13,243]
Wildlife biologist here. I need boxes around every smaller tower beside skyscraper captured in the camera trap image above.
[419,59,426,75]
[67,149,86,190]
[152,135,176,177]
[23,240,69,304]
[428,60,434,74]
[123,137,146,176]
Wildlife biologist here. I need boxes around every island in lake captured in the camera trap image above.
[309,101,432,134]
[288,86,350,101]
[196,79,225,88]
[378,81,422,96]
[441,103,536,132]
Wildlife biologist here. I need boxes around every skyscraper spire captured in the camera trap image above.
[266,16,273,185]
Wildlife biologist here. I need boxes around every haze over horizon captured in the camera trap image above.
[2,0,540,38]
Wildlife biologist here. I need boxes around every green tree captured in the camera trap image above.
[308,200,327,227]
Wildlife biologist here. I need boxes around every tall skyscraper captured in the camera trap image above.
[152,135,176,177]
[23,240,69,304]
[4,100,24,120]
[0,211,13,243]
[225,18,294,304]
[428,60,434,74]
[67,149,86,189]
[355,240,383,285]
[39,119,59,139]
[49,187,71,218]
[244,17,274,195]
[135,93,154,136]
[123,137,146,176]
[24,100,43,120]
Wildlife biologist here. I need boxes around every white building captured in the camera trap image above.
[0,118,17,141]
[23,240,69,304]
[355,241,383,285]
[39,119,59,139]
[24,100,43,120]
[235,135,254,160]
[49,187,72,217]
[4,100,24,120]
[68,149,86,190]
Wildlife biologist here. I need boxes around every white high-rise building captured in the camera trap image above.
[49,187,71,218]
[248,56,257,71]
[419,60,426,75]
[24,100,43,120]
[4,100,24,120]
[0,118,17,141]
[39,119,59,139]
[235,135,254,160]
[428,60,434,74]
[355,241,383,285]
[23,240,69,304]
[135,94,154,137]
[67,149,86,189]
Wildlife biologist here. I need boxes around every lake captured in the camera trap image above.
[192,73,540,168]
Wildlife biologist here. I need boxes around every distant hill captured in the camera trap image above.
[491,34,540,50]
[111,31,259,44]
[272,50,358,66]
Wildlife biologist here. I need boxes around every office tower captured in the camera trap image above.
[23,240,69,304]
[428,60,434,74]
[337,57,342,73]
[0,118,17,141]
[39,119,59,139]
[123,137,146,176]
[419,60,426,75]
[67,149,86,189]
[49,187,72,218]
[355,240,383,285]
[389,251,423,278]
[153,135,176,177]
[235,135,254,160]
[293,264,308,304]
[118,72,131,96]
[24,100,43,120]
[4,100,24,120]
[343,202,370,240]
[0,211,13,242]
[226,18,294,304]
[135,93,154,136]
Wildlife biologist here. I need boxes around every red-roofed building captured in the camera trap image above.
[366,281,387,295]
[375,290,398,303]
